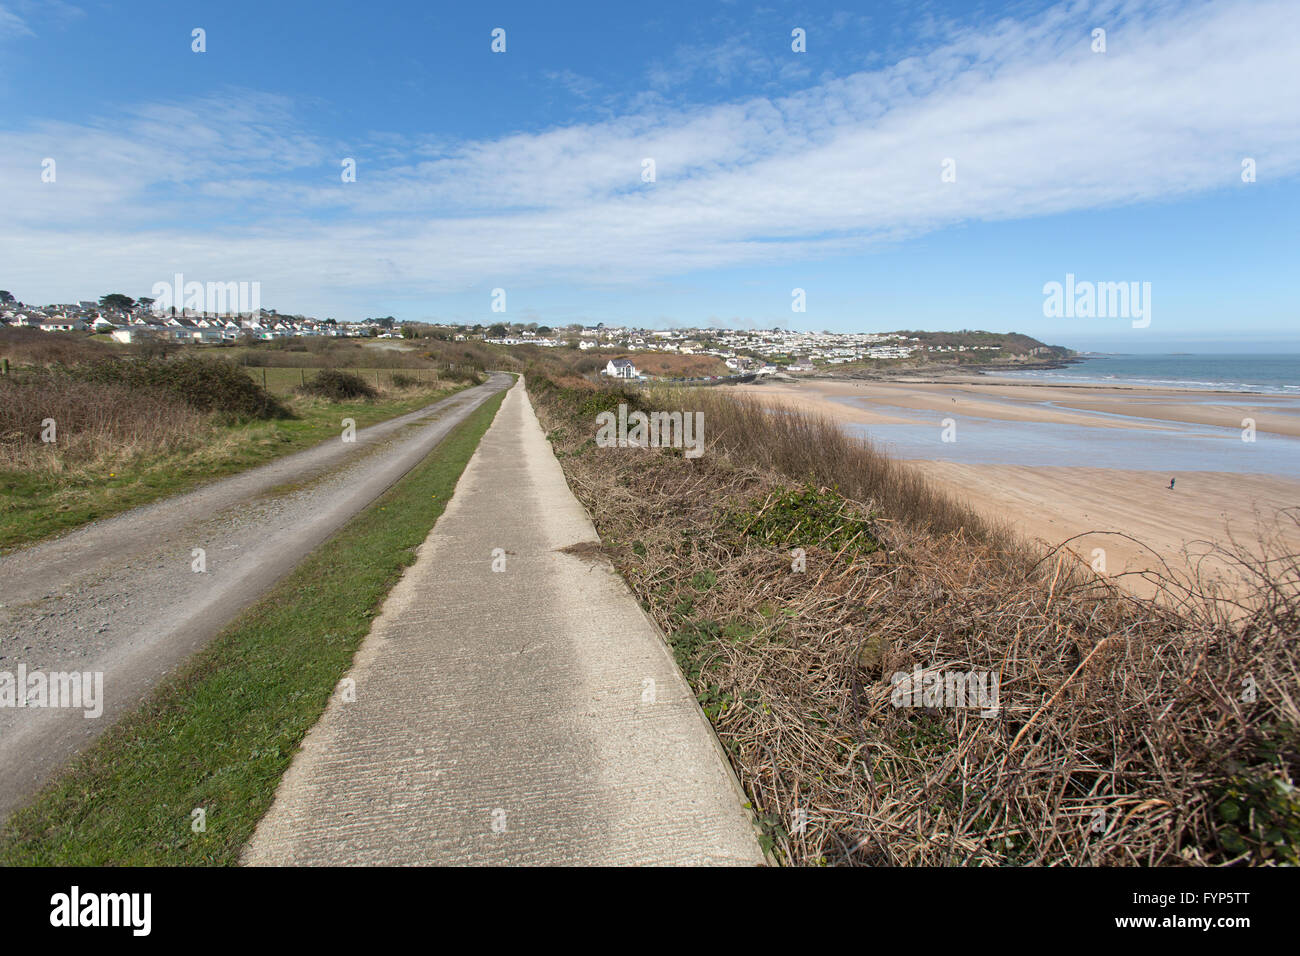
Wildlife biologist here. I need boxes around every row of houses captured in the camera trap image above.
[1,301,379,343]
[453,321,924,370]
[483,335,563,347]
[99,313,366,345]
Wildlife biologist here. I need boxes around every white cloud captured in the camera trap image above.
[543,69,602,101]
[1,0,1297,317]
[0,5,34,39]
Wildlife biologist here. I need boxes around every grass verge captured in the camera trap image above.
[0,388,506,865]
[0,384,468,553]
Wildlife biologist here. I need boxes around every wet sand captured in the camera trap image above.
[736,377,1300,592]
[740,377,1300,437]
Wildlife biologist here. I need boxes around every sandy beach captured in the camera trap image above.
[740,377,1300,437]
[736,376,1300,592]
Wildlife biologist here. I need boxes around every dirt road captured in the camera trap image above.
[0,374,511,820]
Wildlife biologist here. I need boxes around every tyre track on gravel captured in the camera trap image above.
[0,374,511,820]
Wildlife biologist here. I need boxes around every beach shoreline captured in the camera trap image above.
[741,375,1300,438]
[734,376,1300,590]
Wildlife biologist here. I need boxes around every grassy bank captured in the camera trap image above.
[0,376,470,553]
[0,388,506,865]
[526,373,1300,866]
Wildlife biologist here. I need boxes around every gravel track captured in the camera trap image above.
[0,374,511,820]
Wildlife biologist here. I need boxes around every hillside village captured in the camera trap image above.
[469,322,1068,376]
[0,295,388,344]
[481,326,930,377]
[0,291,1070,378]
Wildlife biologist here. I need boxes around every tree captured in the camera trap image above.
[0,290,15,305]
[488,323,508,338]
[537,326,553,336]
[99,293,136,312]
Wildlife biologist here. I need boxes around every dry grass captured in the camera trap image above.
[644,384,1012,544]
[0,327,121,366]
[0,373,204,472]
[0,356,463,476]
[529,374,1300,866]
[1,362,469,551]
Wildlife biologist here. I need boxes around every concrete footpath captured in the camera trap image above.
[243,379,764,865]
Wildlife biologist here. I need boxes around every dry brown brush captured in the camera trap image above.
[0,372,204,472]
[0,327,120,366]
[528,374,1300,866]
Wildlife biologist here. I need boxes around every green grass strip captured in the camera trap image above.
[0,388,506,865]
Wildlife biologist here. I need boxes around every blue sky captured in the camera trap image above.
[1,0,1297,352]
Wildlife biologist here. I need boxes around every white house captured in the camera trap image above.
[603,358,638,379]
[38,319,88,333]
[111,325,166,344]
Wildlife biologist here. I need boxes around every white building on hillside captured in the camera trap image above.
[603,358,638,379]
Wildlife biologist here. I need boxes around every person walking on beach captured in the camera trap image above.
[1169,478,1176,490]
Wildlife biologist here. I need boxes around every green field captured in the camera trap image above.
[0,389,506,865]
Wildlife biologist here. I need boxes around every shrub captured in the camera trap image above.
[722,485,879,555]
[297,369,377,401]
[438,366,484,385]
[74,357,289,420]
[0,372,204,468]
[136,338,178,361]
[390,372,418,389]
